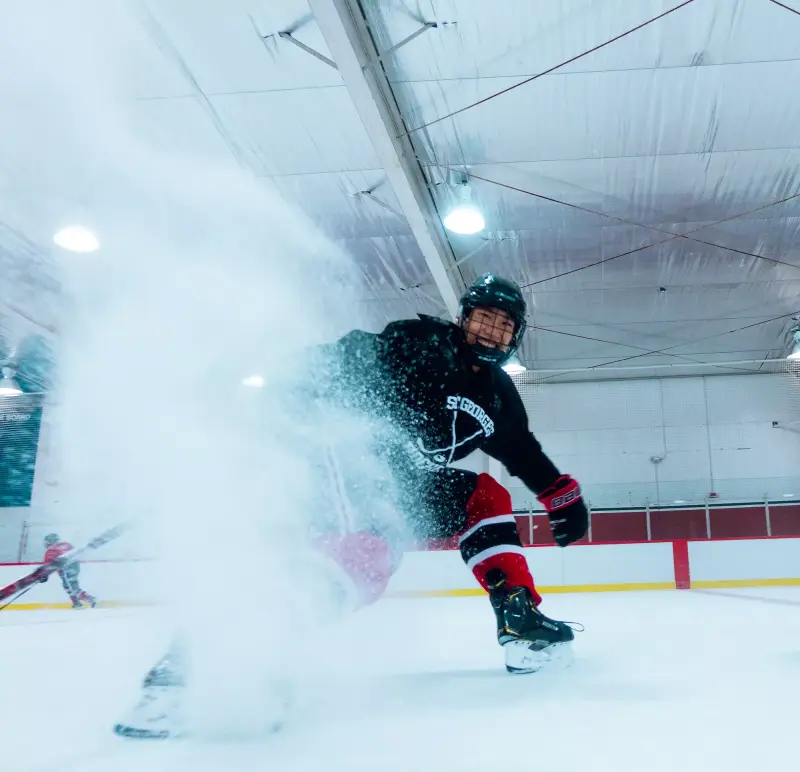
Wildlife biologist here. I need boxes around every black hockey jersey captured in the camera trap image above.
[313,315,562,495]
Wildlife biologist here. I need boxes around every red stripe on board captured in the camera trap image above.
[1,534,800,567]
[0,558,156,567]
[672,540,691,590]
[412,533,800,553]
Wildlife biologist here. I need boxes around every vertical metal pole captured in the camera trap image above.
[702,377,716,496]
[704,497,711,539]
[765,496,772,537]
[17,520,28,562]
[645,502,652,541]
[653,465,661,509]
[528,504,533,545]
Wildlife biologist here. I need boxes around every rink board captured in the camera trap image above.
[3,536,800,609]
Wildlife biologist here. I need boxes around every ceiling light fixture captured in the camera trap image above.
[443,205,485,235]
[443,179,485,235]
[53,226,100,253]
[502,356,527,374]
[242,375,265,388]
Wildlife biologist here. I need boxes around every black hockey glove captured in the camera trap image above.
[537,475,589,547]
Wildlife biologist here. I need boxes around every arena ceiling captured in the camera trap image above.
[1,0,800,390]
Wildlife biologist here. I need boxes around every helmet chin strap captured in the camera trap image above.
[472,343,510,366]
[459,324,511,367]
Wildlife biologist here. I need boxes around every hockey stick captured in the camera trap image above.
[0,582,36,612]
[0,521,132,609]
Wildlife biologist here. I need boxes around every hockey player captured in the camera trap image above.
[114,273,589,739]
[307,273,589,665]
[42,533,98,609]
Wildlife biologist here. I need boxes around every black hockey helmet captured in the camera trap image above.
[458,273,527,366]
[44,532,59,546]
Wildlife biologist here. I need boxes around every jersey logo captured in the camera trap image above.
[405,395,495,471]
[445,396,495,437]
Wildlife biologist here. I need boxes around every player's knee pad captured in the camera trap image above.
[312,530,396,609]
[465,473,513,528]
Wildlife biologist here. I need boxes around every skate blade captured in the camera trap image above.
[503,640,574,674]
[113,720,285,741]
[113,686,290,741]
[113,723,177,740]
[113,686,184,740]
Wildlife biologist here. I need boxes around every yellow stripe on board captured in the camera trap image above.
[6,578,800,609]
[387,578,800,597]
[387,588,486,599]
[2,600,154,611]
[386,581,676,599]
[541,581,676,594]
[691,578,800,589]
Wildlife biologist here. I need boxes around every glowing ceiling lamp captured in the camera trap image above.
[443,179,485,235]
[53,226,100,253]
[0,365,23,396]
[443,205,485,235]
[242,375,265,388]
[501,356,527,374]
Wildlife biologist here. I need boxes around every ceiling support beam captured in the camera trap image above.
[276,32,339,70]
[307,0,465,318]
[380,21,437,58]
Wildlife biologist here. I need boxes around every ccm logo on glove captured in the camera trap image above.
[537,475,589,547]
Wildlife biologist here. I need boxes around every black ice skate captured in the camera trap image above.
[114,648,185,739]
[486,569,576,674]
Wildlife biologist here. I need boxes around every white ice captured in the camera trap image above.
[3,588,799,772]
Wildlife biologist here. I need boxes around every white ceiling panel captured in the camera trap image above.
[458,236,800,295]
[522,359,774,383]
[458,153,800,227]
[260,173,409,239]
[398,60,800,165]
[2,0,800,384]
[208,88,381,176]
[125,96,244,165]
[527,282,800,326]
[145,0,344,94]
[338,235,440,292]
[365,0,799,82]
[0,0,193,100]
[528,319,787,359]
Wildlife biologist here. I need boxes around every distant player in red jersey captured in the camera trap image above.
[42,533,97,609]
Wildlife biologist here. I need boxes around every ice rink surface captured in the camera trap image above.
[3,588,799,772]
